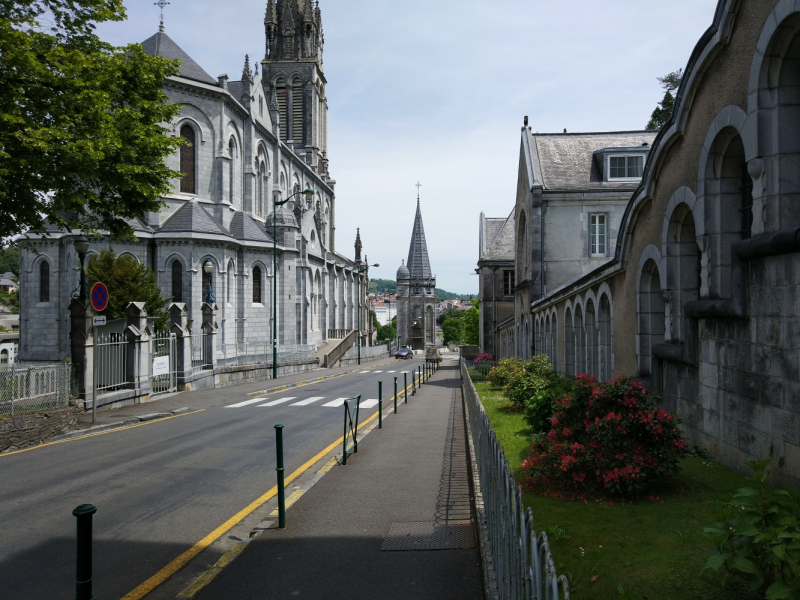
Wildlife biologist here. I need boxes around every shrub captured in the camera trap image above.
[474,353,493,363]
[523,372,576,433]
[504,355,553,408]
[486,358,524,389]
[703,459,800,599]
[522,374,690,497]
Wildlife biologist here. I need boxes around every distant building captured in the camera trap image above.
[0,333,18,368]
[0,278,18,293]
[477,210,515,358]
[396,198,436,349]
[371,298,396,326]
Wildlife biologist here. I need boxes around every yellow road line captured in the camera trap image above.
[175,542,249,598]
[0,409,205,458]
[121,409,382,600]
[269,489,306,516]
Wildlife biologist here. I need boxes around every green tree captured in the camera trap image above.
[371,309,380,329]
[442,318,463,346]
[0,0,184,240]
[437,307,465,325]
[646,69,683,130]
[462,299,479,345]
[0,247,20,276]
[86,248,170,328]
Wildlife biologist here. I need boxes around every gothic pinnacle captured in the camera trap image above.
[242,54,253,81]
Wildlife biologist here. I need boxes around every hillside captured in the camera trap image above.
[369,278,474,302]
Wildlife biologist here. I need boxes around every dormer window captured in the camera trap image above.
[608,154,644,180]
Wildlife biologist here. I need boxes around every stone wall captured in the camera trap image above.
[0,406,80,453]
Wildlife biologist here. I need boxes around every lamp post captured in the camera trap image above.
[74,236,90,302]
[356,263,379,365]
[272,187,314,380]
[203,260,215,303]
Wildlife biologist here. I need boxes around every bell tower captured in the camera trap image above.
[262,0,329,179]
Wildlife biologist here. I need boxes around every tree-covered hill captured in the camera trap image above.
[369,278,474,302]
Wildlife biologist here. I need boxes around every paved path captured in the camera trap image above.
[195,361,484,600]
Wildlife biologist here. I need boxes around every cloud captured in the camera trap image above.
[98,0,718,293]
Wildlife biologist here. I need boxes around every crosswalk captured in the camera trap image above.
[226,396,380,409]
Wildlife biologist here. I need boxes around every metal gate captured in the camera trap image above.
[150,331,177,396]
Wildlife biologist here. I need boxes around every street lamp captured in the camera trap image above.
[272,187,314,379]
[356,262,379,365]
[74,236,89,302]
[203,260,215,303]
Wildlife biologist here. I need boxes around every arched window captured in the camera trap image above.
[586,299,598,379]
[171,260,183,303]
[275,77,287,142]
[599,295,611,381]
[180,125,196,194]
[550,313,558,370]
[39,261,50,303]
[638,259,665,377]
[291,75,303,144]
[259,96,264,117]
[253,266,262,304]
[227,262,235,305]
[564,308,574,376]
[258,161,267,217]
[1,350,8,365]
[574,304,585,374]
[228,139,236,205]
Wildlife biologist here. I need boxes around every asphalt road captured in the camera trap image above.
[0,356,426,600]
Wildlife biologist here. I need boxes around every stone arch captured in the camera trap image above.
[637,255,665,379]
[584,293,598,379]
[573,300,585,375]
[564,302,574,376]
[549,309,558,371]
[198,255,220,303]
[167,254,185,304]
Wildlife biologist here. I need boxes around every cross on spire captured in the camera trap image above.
[154,0,170,32]
[415,181,421,202]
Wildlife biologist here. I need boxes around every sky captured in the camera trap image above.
[97,0,720,295]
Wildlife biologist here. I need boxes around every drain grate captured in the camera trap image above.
[381,520,475,551]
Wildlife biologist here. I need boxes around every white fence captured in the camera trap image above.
[95,331,128,394]
[461,358,570,600]
[150,331,177,396]
[0,363,71,417]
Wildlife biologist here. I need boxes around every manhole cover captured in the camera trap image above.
[381,520,475,551]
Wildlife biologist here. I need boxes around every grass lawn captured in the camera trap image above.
[474,381,756,600]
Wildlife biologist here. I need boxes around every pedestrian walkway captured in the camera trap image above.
[194,362,484,600]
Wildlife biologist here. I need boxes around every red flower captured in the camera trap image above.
[562,427,573,437]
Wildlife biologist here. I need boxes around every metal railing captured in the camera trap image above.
[150,331,177,397]
[341,395,361,465]
[328,328,353,339]
[95,332,128,395]
[461,358,570,600]
[464,359,499,382]
[0,363,71,416]
[342,342,390,361]
[216,342,317,368]
[190,332,212,372]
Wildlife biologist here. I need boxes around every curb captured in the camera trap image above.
[54,408,190,441]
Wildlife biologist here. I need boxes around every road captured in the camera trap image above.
[0,356,427,600]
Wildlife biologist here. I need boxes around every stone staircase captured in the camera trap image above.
[317,329,358,368]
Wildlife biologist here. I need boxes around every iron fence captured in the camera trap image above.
[461,358,570,600]
[464,359,499,382]
[95,331,128,395]
[0,363,71,417]
[216,342,317,368]
[150,331,177,397]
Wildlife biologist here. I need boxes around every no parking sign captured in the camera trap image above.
[90,282,109,312]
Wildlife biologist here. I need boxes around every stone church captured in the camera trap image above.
[16,0,373,362]
[396,199,436,350]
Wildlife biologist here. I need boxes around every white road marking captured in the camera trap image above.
[372,370,383,373]
[290,397,325,406]
[322,398,348,407]
[226,398,270,408]
[359,399,379,408]
[387,370,396,373]
[257,397,297,407]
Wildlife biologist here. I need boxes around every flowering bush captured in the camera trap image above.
[486,358,524,389]
[474,353,493,363]
[523,372,576,433]
[504,355,554,408]
[522,374,690,497]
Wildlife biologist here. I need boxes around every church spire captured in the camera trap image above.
[355,228,362,262]
[242,54,253,82]
[406,192,432,281]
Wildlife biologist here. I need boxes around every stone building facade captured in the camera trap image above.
[514,0,800,487]
[396,200,436,350]
[15,0,372,363]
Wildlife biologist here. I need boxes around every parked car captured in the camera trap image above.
[395,348,412,360]
[425,345,441,364]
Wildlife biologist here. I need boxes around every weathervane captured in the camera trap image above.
[155,0,170,32]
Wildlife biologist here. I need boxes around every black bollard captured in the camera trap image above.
[73,504,97,600]
[275,424,286,529]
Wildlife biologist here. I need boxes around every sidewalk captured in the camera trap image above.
[73,355,400,431]
[194,362,484,600]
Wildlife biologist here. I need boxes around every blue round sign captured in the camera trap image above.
[90,282,109,311]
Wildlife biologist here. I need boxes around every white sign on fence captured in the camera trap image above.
[152,355,170,377]
[93,316,107,326]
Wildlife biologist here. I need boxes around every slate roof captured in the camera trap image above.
[482,210,515,262]
[531,131,658,190]
[1,272,16,279]
[141,31,217,86]
[158,200,229,236]
[229,211,273,243]
[0,278,17,287]
[406,200,433,281]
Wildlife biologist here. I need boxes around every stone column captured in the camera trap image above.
[125,302,151,401]
[69,299,95,409]
[201,302,218,369]
[169,303,192,390]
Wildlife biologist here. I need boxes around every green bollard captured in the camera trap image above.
[404,372,408,403]
[412,367,416,395]
[73,504,97,600]
[275,424,286,528]
[378,381,383,429]
[394,377,398,414]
